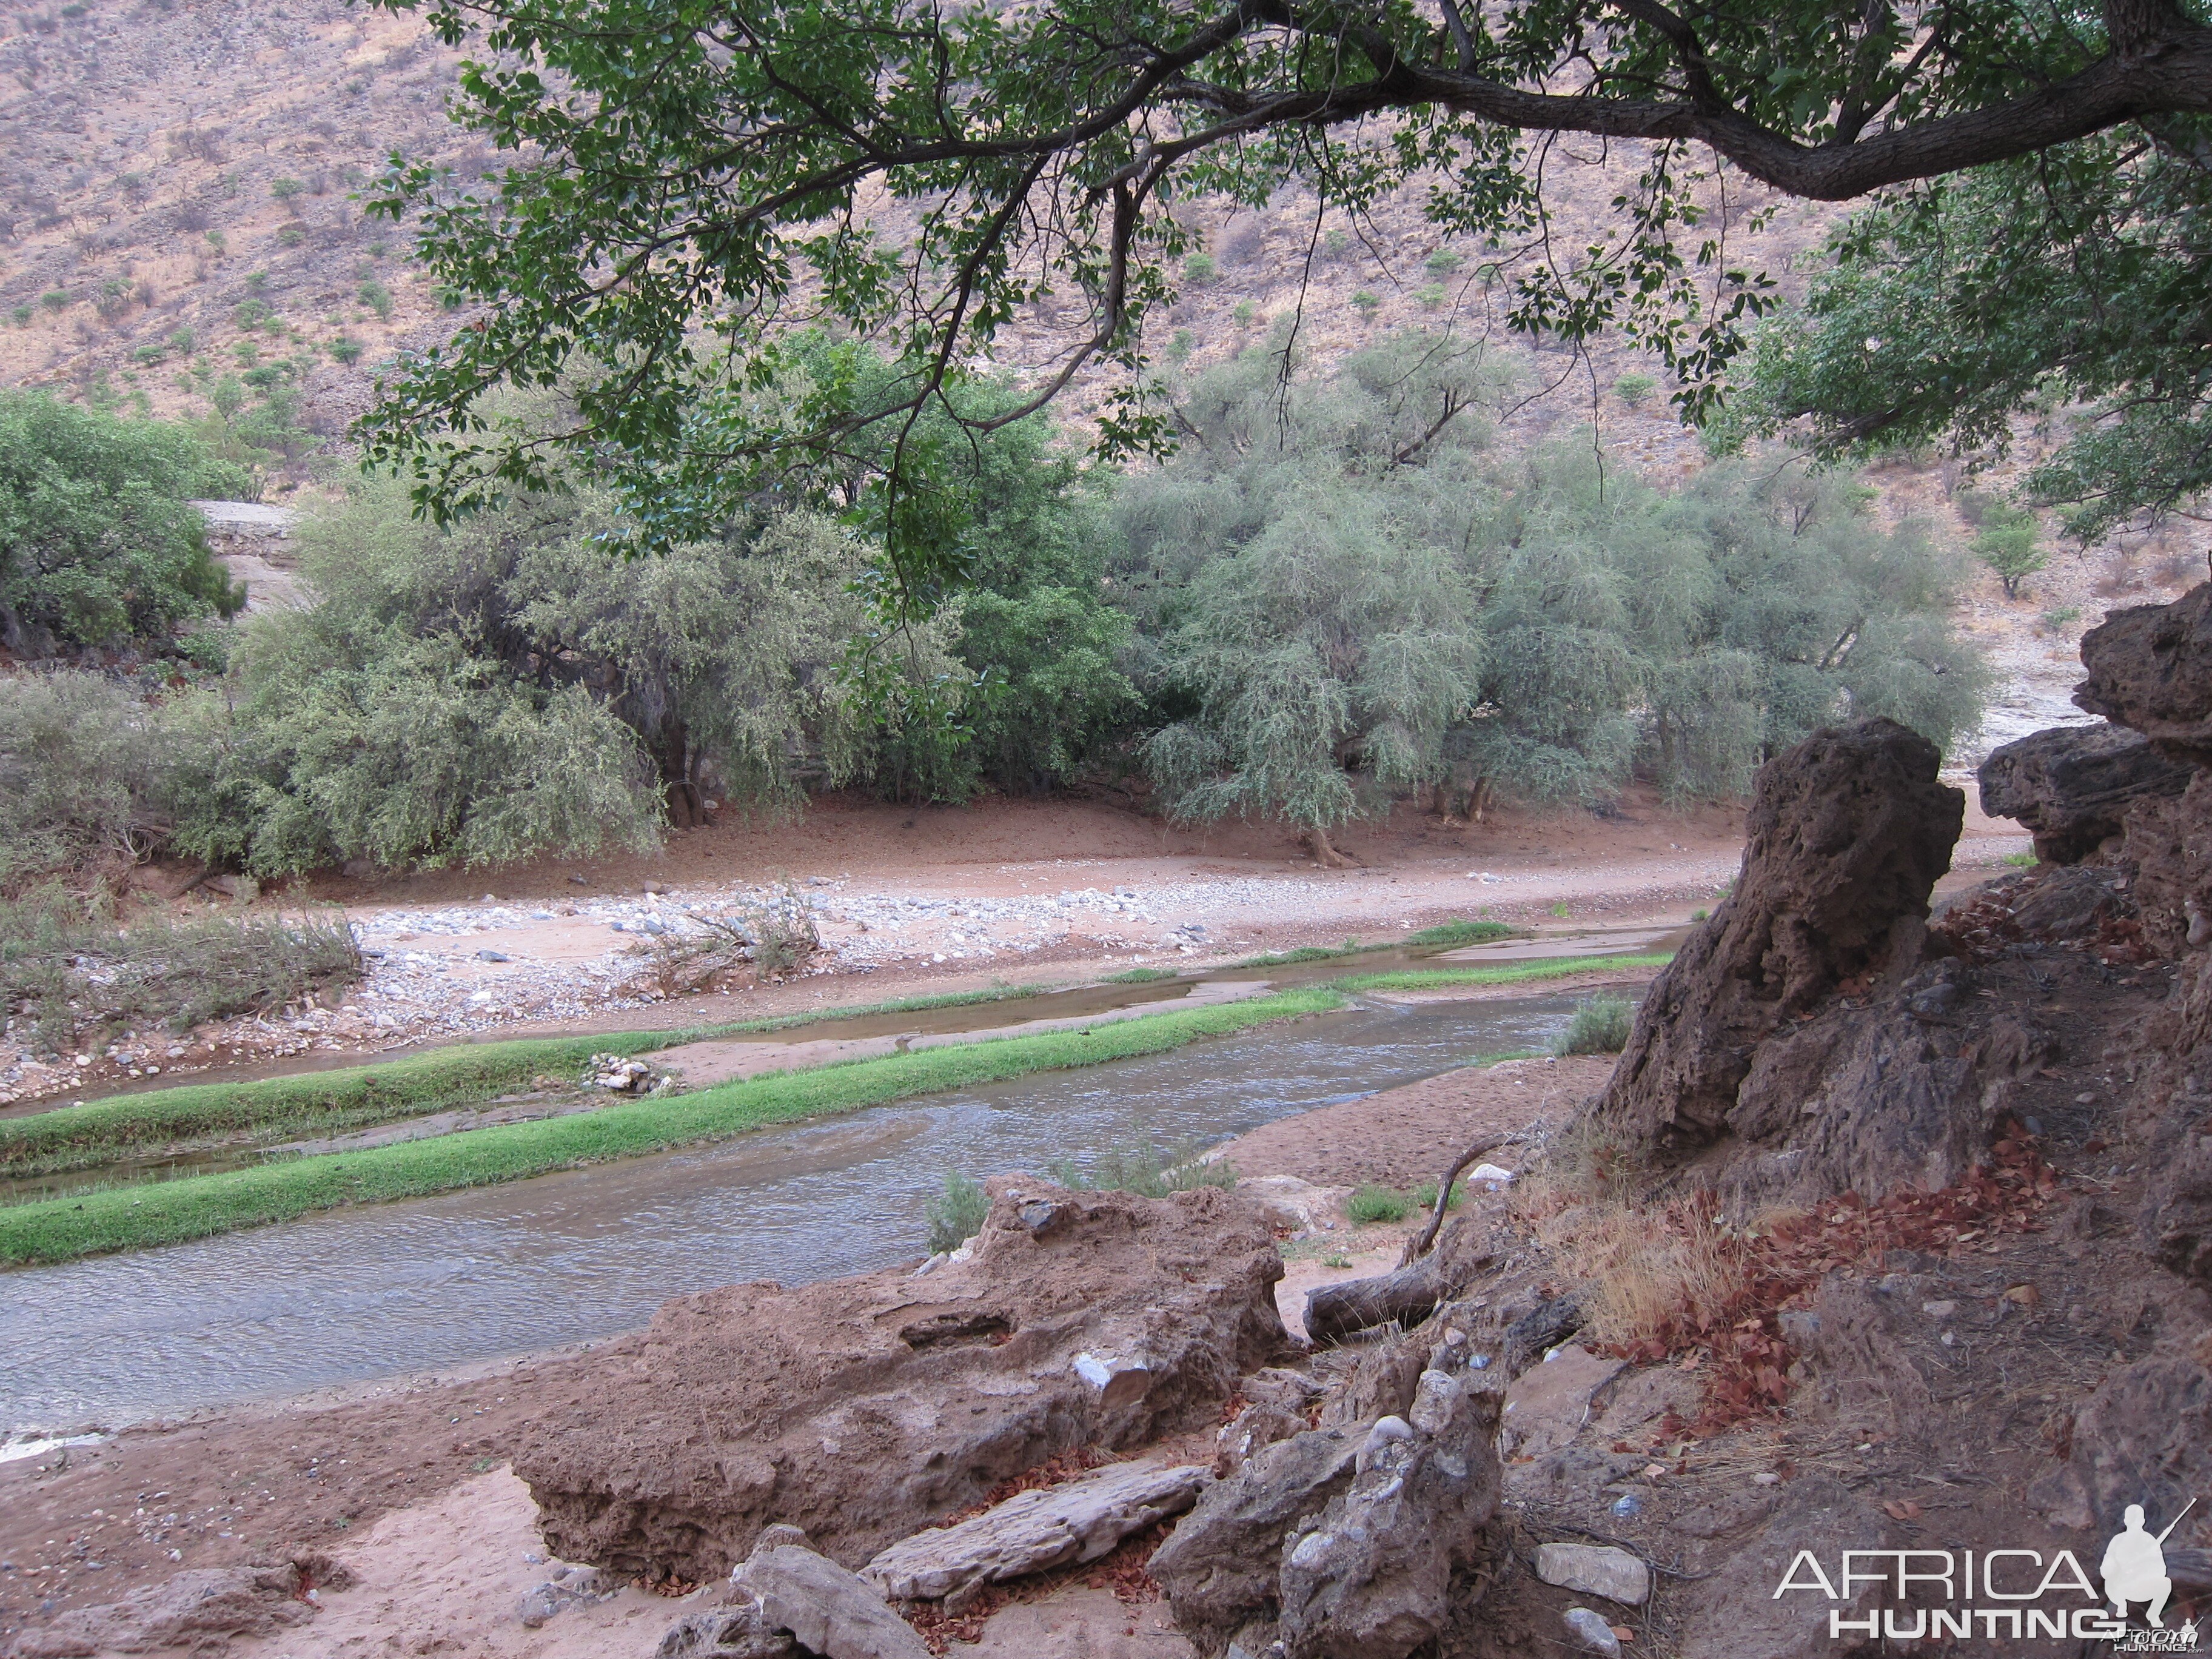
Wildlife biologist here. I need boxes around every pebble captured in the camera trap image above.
[1562,1606,1623,1657]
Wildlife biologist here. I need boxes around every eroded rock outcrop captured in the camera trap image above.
[1976,722,2190,863]
[1593,718,1962,1158]
[2077,578,2212,763]
[1275,1366,1502,1659]
[1148,1427,1362,1656]
[514,1184,1290,1583]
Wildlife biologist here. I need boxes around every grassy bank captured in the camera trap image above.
[1332,953,1674,993]
[1,982,1061,1179]
[1235,919,1518,969]
[0,987,1344,1266]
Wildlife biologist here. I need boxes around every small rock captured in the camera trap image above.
[1610,1493,1642,1518]
[475,949,510,962]
[734,1541,930,1659]
[1534,1543,1650,1606]
[655,1603,800,1658]
[1920,1299,1958,1319]
[1355,1415,1413,1473]
[1563,1606,1623,1657]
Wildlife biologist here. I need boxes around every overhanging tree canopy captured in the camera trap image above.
[362,0,2212,572]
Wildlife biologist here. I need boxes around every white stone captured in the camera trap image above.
[1535,1543,1651,1606]
[1563,1605,1624,1656]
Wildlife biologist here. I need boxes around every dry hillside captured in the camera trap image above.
[0,0,2199,700]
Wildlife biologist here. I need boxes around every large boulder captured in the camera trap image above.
[514,1185,1291,1583]
[733,1540,933,1659]
[1592,719,1962,1157]
[1711,964,2056,1208]
[1976,722,2190,863]
[2076,579,2212,763]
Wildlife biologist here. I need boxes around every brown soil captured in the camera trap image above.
[1218,1053,1618,1191]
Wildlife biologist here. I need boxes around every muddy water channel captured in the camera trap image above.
[1,990,1613,1432]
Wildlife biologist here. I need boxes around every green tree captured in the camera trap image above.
[1734,132,2212,537]
[0,393,250,656]
[1118,337,1986,835]
[357,0,2212,565]
[1118,334,1502,861]
[1971,502,2048,598]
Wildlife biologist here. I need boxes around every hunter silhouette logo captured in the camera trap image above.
[2103,1500,2194,1630]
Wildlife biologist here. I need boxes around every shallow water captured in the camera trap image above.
[2,990,1609,1432]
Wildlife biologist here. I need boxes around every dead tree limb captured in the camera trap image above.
[1398,1127,1530,1270]
[1304,1252,1460,1345]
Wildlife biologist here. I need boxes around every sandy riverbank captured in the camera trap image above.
[0,1021,1600,1654]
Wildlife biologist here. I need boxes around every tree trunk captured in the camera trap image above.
[1305,825,1355,868]
[649,714,702,828]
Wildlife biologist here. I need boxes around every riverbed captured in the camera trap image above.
[1,989,1606,1433]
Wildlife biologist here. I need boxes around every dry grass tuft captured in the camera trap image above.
[1532,1199,1746,1350]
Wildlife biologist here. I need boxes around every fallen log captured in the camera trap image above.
[1306,1252,1466,1345]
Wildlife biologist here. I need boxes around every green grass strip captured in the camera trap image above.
[0,982,1061,1178]
[0,987,1344,1267]
[1236,919,1519,968]
[1331,953,1674,992]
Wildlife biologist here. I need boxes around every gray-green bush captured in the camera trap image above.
[925,1171,990,1254]
[1045,1143,1237,1198]
[1552,992,1634,1056]
[1116,332,1988,833]
[1,889,362,1054]
[1347,1183,1411,1223]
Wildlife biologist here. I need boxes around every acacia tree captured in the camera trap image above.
[1122,338,1985,843]
[1733,129,2212,537]
[360,0,2212,571]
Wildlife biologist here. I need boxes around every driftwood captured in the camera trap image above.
[1305,1252,1462,1344]
[862,1461,1210,1607]
[1399,1125,1542,1269]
